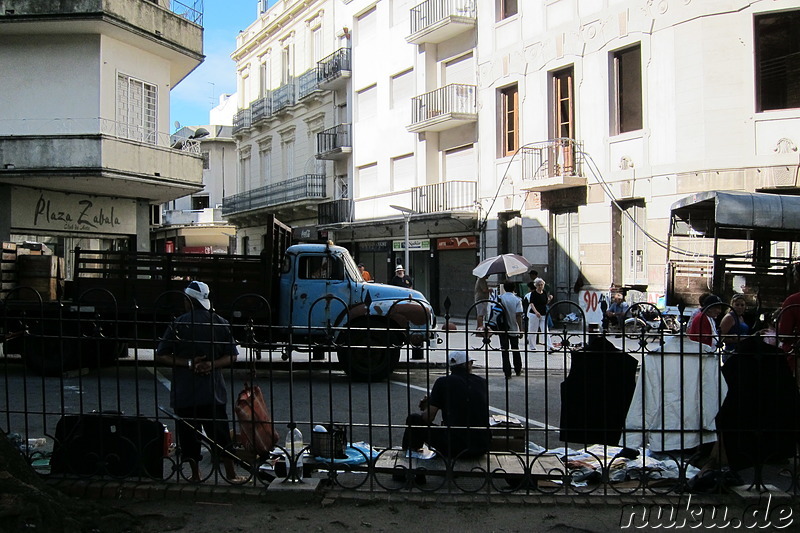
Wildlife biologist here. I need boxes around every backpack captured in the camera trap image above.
[486,301,509,331]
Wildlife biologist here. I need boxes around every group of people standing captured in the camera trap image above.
[474,269,556,379]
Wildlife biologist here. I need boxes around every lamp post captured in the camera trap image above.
[389,204,414,274]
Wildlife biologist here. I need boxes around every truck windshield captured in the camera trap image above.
[342,252,362,282]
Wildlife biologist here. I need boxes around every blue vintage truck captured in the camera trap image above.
[1,215,435,381]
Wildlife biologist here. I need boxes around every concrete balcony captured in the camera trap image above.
[316,124,352,160]
[317,198,353,226]
[0,118,203,203]
[298,68,324,100]
[222,174,327,216]
[407,0,476,45]
[317,48,351,91]
[272,82,296,114]
[519,139,587,192]
[0,0,203,86]
[232,109,252,136]
[408,84,477,133]
[411,180,477,214]
[250,96,272,125]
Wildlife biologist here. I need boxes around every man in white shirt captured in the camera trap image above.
[497,280,524,379]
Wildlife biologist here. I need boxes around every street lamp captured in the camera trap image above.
[389,204,414,274]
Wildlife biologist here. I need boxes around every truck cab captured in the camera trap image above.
[279,242,435,380]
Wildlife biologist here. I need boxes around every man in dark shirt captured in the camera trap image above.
[155,280,240,482]
[402,350,490,458]
[390,264,413,289]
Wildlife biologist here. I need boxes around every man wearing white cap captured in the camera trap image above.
[389,264,413,289]
[400,350,490,460]
[155,280,241,482]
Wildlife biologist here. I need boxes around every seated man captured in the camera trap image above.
[606,292,629,329]
[402,350,490,459]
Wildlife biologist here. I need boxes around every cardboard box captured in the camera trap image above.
[2,242,17,251]
[1,252,16,261]
[490,426,527,452]
[15,278,63,301]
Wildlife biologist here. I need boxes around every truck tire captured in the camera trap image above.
[337,328,401,382]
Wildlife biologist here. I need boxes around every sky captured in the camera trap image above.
[170,1,276,129]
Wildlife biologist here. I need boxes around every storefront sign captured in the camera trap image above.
[393,239,430,252]
[358,241,390,252]
[436,236,477,250]
[11,187,137,235]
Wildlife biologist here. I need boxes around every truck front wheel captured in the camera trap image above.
[337,328,401,382]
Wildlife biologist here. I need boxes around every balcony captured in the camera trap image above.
[298,68,324,100]
[222,174,326,215]
[317,48,351,90]
[519,139,587,192]
[272,82,296,114]
[232,109,251,135]
[0,117,202,203]
[0,0,204,87]
[251,96,272,124]
[408,84,477,133]
[411,180,477,214]
[407,0,476,45]
[316,124,352,160]
[318,198,354,226]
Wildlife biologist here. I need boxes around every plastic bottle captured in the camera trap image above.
[285,427,304,480]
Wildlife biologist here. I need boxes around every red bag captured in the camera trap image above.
[235,382,279,456]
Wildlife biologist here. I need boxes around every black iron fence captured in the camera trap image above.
[2,292,799,496]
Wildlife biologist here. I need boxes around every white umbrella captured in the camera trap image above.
[472,253,532,278]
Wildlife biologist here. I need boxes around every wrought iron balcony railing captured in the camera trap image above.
[409,0,476,35]
[520,138,585,181]
[298,68,322,100]
[317,48,351,85]
[316,124,352,159]
[318,198,354,226]
[232,109,251,134]
[222,174,326,215]
[411,180,477,214]
[272,82,296,113]
[409,84,477,130]
[251,95,272,123]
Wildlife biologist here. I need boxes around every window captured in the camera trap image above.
[282,139,295,180]
[282,44,293,84]
[201,151,210,170]
[299,256,344,280]
[498,0,518,20]
[612,45,642,134]
[756,10,800,112]
[335,174,349,199]
[238,154,251,192]
[311,26,323,64]
[390,69,413,110]
[391,154,415,190]
[551,67,576,174]
[116,73,157,144]
[356,84,378,121]
[259,148,271,186]
[500,84,519,156]
[191,196,209,210]
[357,163,378,197]
[260,58,271,97]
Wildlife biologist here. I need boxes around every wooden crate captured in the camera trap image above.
[15,278,63,301]
[17,255,65,279]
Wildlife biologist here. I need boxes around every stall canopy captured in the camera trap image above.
[670,190,800,240]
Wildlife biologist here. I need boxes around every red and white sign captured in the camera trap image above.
[436,236,477,250]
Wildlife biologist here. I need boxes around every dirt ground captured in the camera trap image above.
[111,497,624,533]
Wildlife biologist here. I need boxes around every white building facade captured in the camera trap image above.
[0,0,205,264]
[227,0,800,318]
[226,0,351,257]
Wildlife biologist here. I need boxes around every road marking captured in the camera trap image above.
[390,380,557,430]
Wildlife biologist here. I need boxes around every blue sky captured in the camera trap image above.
[170,1,275,128]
